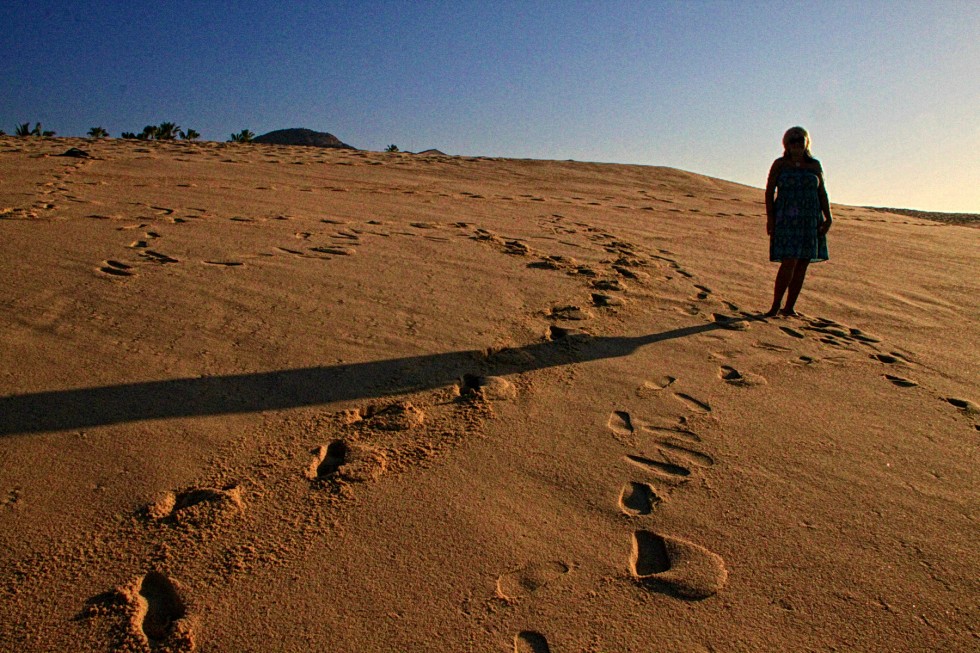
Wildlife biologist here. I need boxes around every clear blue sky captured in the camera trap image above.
[2,1,977,212]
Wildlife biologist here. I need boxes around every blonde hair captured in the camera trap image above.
[782,126,814,159]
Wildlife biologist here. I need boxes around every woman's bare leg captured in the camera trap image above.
[767,259,796,316]
[782,259,810,315]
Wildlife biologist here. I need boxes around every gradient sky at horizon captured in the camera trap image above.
[2,1,977,213]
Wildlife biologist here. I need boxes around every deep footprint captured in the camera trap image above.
[98,260,134,277]
[136,572,187,643]
[719,365,742,381]
[619,481,661,516]
[884,374,918,388]
[607,410,634,437]
[313,440,348,477]
[306,440,387,484]
[719,365,766,387]
[630,531,728,600]
[945,397,979,414]
[515,631,551,653]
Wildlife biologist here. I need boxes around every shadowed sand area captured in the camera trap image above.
[1,136,977,652]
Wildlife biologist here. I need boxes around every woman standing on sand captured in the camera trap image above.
[765,126,833,317]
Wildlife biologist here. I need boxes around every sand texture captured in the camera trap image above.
[1,136,978,652]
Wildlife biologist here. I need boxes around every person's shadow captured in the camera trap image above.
[0,317,756,437]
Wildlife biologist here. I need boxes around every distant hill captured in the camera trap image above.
[864,206,979,227]
[415,149,447,156]
[253,128,356,149]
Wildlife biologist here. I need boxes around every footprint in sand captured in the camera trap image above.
[672,392,711,413]
[98,260,134,277]
[625,454,691,481]
[547,325,588,341]
[619,481,662,516]
[718,365,767,387]
[203,260,244,267]
[311,245,357,256]
[613,266,649,281]
[146,485,244,526]
[711,313,749,331]
[514,631,551,653]
[779,326,805,339]
[118,572,194,651]
[459,374,517,401]
[637,376,676,394]
[754,341,791,352]
[306,439,387,484]
[629,530,728,600]
[884,374,918,388]
[496,561,570,602]
[847,328,882,344]
[546,305,593,321]
[354,401,426,431]
[140,250,179,264]
[945,397,979,415]
[872,353,908,365]
[591,278,626,292]
[607,410,635,438]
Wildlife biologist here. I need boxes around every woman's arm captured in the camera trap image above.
[816,164,833,234]
[765,160,781,235]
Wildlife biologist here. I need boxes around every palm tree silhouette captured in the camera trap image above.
[87,127,109,138]
[14,122,51,137]
[137,125,159,140]
[229,129,255,143]
[157,122,180,140]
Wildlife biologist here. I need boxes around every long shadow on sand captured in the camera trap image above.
[1,318,754,436]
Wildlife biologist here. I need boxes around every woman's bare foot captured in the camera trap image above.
[779,307,798,317]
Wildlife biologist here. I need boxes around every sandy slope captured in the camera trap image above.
[1,136,977,652]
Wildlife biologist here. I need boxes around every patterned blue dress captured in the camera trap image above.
[770,168,829,262]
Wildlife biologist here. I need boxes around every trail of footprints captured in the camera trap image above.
[73,201,977,650]
[610,403,730,601]
[82,370,507,650]
[498,366,731,653]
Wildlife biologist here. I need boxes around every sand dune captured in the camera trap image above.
[1,136,977,652]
